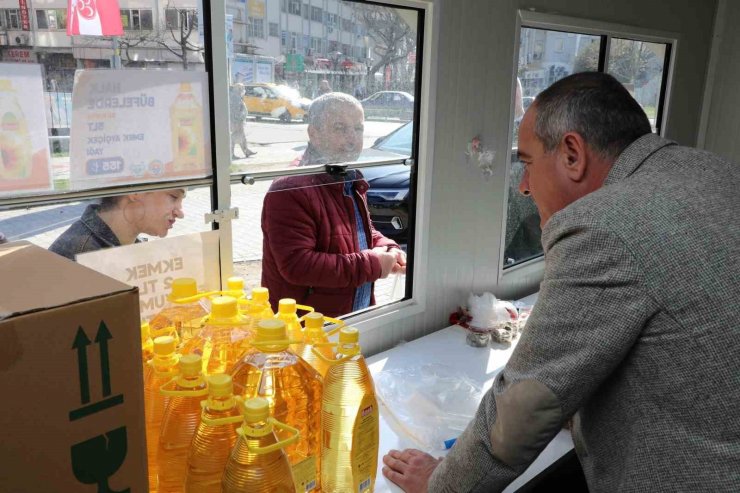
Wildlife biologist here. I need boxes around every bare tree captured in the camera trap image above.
[355,4,416,92]
[117,3,203,69]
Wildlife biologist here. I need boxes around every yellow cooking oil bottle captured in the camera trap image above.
[293,311,344,377]
[230,319,323,493]
[141,321,154,379]
[239,287,275,329]
[180,296,252,376]
[222,397,299,493]
[157,354,209,493]
[144,335,180,493]
[224,276,247,300]
[185,374,243,493]
[149,277,209,344]
[0,79,33,181]
[170,81,205,171]
[319,327,379,493]
[275,298,314,344]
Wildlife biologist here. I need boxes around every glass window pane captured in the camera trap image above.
[232,175,406,320]
[504,28,602,268]
[140,10,153,30]
[36,10,48,29]
[608,38,667,133]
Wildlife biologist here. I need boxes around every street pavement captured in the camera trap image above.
[0,119,406,305]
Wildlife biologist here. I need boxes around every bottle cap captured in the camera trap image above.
[255,319,287,351]
[211,296,238,319]
[278,298,296,315]
[153,335,176,355]
[169,278,198,302]
[180,82,192,92]
[303,312,324,330]
[251,287,269,303]
[339,326,359,344]
[207,374,233,397]
[242,397,270,423]
[179,354,202,376]
[227,276,244,292]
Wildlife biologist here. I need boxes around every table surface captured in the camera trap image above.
[367,293,574,493]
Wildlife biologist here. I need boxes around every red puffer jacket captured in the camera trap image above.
[261,171,399,317]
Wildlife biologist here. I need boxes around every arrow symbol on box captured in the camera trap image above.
[95,322,113,398]
[72,327,92,404]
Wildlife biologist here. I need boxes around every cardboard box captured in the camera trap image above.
[0,242,147,492]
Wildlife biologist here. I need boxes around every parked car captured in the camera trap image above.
[242,83,311,123]
[359,122,413,243]
[361,91,414,120]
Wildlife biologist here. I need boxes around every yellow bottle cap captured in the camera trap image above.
[252,287,269,303]
[303,312,324,330]
[180,82,192,92]
[0,80,12,91]
[169,278,198,302]
[153,335,176,355]
[339,327,359,344]
[227,276,244,292]
[211,296,238,319]
[207,374,233,397]
[278,298,296,314]
[179,354,202,376]
[242,397,270,423]
[140,321,151,341]
[255,319,287,351]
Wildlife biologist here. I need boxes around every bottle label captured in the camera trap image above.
[352,393,379,492]
[291,455,317,492]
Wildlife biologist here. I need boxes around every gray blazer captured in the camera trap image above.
[429,134,740,492]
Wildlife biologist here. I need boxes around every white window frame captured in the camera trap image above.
[497,10,678,292]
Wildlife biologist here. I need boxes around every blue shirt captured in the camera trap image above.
[344,173,371,311]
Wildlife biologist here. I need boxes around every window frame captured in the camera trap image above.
[498,10,678,287]
[0,0,437,335]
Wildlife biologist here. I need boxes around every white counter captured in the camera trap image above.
[367,293,574,492]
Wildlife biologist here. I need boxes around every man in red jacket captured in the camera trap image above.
[261,92,406,317]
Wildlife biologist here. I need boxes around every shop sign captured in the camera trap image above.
[0,63,53,196]
[18,0,30,30]
[285,53,304,73]
[66,0,124,36]
[69,70,212,190]
[77,231,221,320]
[4,48,34,63]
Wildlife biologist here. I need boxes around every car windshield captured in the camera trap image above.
[374,122,412,155]
[273,85,302,100]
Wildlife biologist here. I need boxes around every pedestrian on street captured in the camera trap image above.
[318,79,332,96]
[229,83,256,159]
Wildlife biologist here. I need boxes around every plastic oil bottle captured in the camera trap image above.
[144,335,180,493]
[157,354,209,493]
[149,277,209,344]
[170,81,205,171]
[141,321,154,379]
[275,298,313,344]
[185,374,242,493]
[180,296,252,376]
[240,287,275,329]
[222,397,299,493]
[230,319,323,493]
[293,312,344,378]
[320,327,379,493]
[224,276,247,300]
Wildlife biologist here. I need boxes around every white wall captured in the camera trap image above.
[361,0,718,356]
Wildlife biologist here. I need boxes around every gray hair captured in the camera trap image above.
[307,92,362,128]
[533,72,652,160]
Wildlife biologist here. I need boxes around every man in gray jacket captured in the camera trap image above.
[382,72,740,492]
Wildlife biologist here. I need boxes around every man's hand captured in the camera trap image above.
[382,449,443,493]
[391,248,407,274]
[377,251,398,278]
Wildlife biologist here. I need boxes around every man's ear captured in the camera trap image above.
[559,132,588,182]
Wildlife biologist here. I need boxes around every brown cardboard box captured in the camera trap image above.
[0,242,147,492]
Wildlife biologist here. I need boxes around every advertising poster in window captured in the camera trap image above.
[76,230,221,320]
[0,63,53,196]
[69,70,212,190]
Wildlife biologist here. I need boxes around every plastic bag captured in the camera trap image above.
[375,364,482,451]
